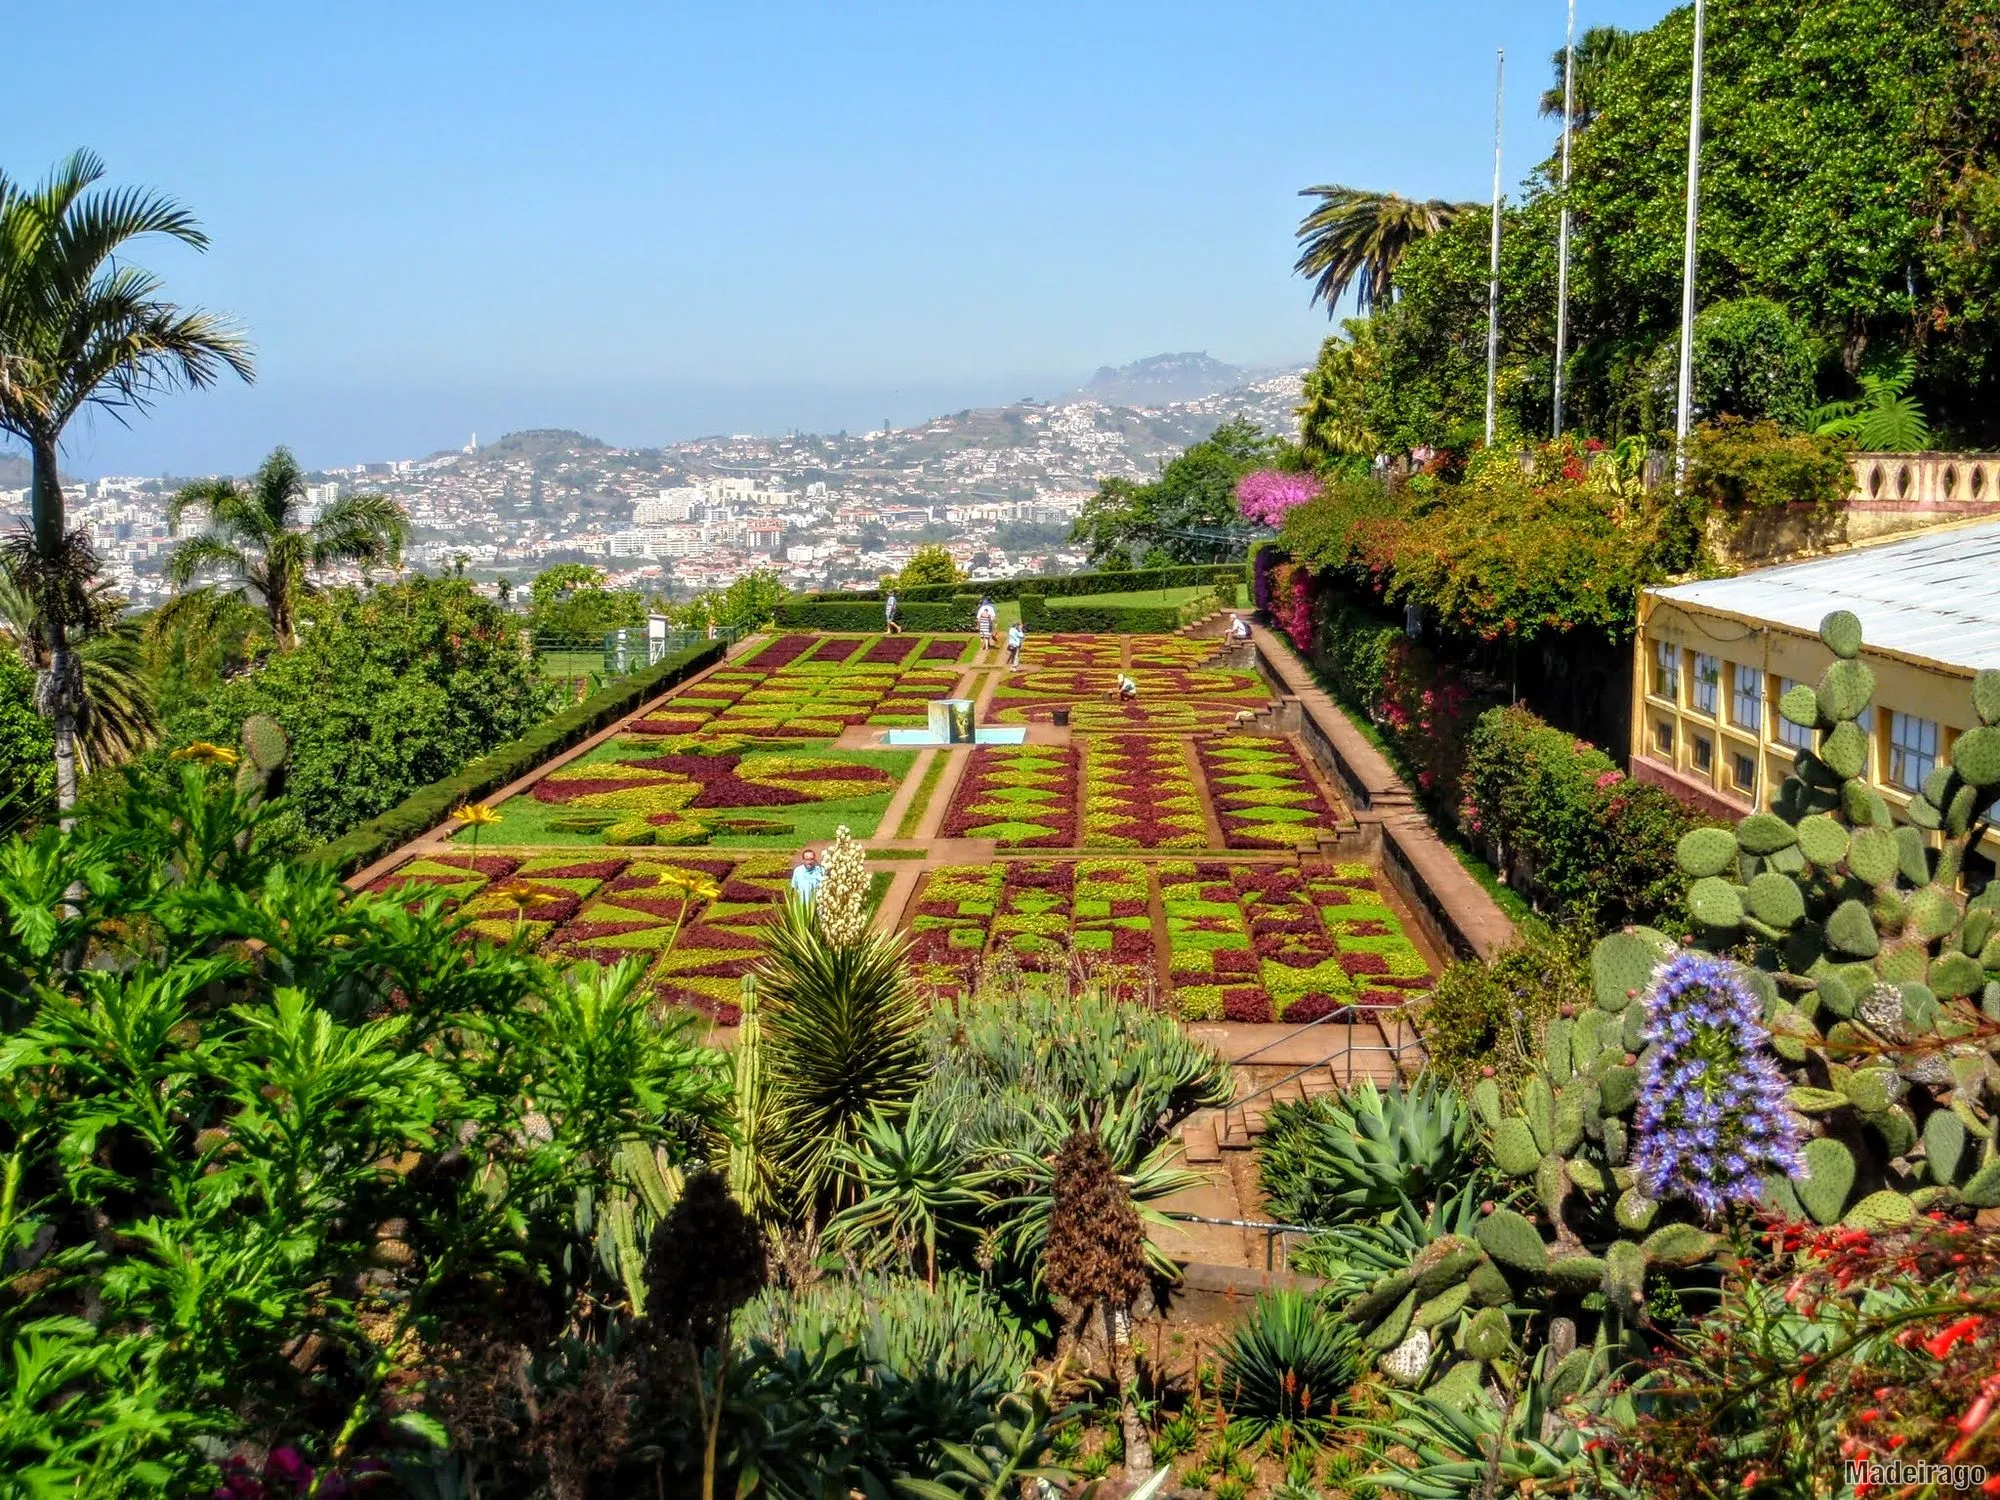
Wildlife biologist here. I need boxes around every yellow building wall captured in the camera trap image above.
[1630,593,1999,868]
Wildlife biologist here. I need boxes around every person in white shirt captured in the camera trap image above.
[790,847,823,902]
[1005,621,1024,669]
[976,597,997,654]
[1228,612,1251,642]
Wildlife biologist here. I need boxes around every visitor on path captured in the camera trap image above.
[790,846,823,903]
[884,592,902,634]
[1005,621,1024,669]
[1228,612,1250,642]
[976,596,997,653]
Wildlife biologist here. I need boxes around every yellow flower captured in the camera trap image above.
[172,741,240,768]
[490,879,555,910]
[654,867,720,904]
[451,803,502,829]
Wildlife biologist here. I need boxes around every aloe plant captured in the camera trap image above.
[1258,1074,1480,1226]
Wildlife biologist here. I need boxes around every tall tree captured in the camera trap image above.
[1293,187,1476,315]
[167,446,405,649]
[1538,25,1637,127]
[0,150,251,813]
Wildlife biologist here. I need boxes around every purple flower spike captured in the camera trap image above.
[1630,951,1804,1218]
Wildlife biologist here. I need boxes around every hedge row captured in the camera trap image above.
[772,597,976,631]
[310,639,727,876]
[811,564,1240,605]
[1018,583,1227,634]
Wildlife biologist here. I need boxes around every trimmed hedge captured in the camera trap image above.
[1018,588,1222,634]
[810,564,1239,605]
[310,639,726,876]
[772,597,975,631]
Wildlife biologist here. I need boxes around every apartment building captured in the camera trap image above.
[1631,519,2000,869]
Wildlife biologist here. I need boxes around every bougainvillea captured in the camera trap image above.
[1632,951,1805,1218]
[1236,469,1322,528]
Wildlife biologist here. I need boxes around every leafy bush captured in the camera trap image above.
[0,651,54,827]
[1648,296,1818,427]
[1687,416,1854,512]
[155,575,560,847]
[1017,593,1209,633]
[1258,1077,1480,1227]
[1412,926,1592,1099]
[814,562,1239,604]
[1461,704,1705,928]
[772,596,974,631]
[1216,1290,1364,1440]
[311,636,723,873]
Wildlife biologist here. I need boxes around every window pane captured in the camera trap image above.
[1692,654,1719,714]
[1732,752,1757,792]
[1653,640,1679,700]
[1888,710,1938,792]
[1731,663,1761,727]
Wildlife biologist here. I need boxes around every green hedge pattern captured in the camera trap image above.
[310,639,726,875]
[809,564,1239,605]
[772,597,976,631]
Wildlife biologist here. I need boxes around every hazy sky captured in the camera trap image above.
[8,0,1674,476]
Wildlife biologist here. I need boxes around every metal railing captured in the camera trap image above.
[1218,1008,1424,1145]
[534,624,748,679]
[1160,1211,1322,1272]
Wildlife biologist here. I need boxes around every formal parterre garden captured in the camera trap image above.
[370,630,1440,1029]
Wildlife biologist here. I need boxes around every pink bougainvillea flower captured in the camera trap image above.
[1236,470,1322,527]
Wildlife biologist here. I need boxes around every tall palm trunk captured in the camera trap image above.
[29,437,80,822]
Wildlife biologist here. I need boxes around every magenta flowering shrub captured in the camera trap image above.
[1633,951,1805,1218]
[1236,469,1322,528]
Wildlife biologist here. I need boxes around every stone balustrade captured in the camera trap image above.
[1849,452,2000,507]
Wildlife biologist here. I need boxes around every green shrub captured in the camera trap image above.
[772,597,975,631]
[1017,593,1211,633]
[310,637,723,873]
[1687,416,1854,512]
[809,564,1238,605]
[1258,1077,1480,1227]
[1412,926,1592,1100]
[1649,296,1818,427]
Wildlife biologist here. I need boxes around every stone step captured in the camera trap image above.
[1180,1114,1221,1165]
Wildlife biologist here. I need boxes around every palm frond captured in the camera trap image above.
[1294,187,1476,315]
[309,492,407,570]
[164,535,251,593]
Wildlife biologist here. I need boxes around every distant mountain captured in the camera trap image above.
[476,429,608,459]
[1068,352,1250,408]
[0,452,29,489]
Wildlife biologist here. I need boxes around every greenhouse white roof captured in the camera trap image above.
[1648,517,2000,674]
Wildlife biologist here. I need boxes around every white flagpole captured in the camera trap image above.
[1485,49,1505,447]
[1673,0,1708,483]
[1552,0,1577,438]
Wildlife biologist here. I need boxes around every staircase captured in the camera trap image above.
[1182,1016,1422,1157]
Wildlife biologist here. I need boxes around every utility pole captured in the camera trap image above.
[1485,49,1506,448]
[1673,0,1708,484]
[1552,0,1578,439]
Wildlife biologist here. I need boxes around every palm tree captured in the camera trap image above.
[167,446,406,649]
[1540,26,1636,129]
[0,150,252,814]
[0,528,157,775]
[1293,187,1476,316]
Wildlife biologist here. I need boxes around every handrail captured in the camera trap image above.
[1220,1007,1425,1143]
[1161,1211,1322,1272]
[1225,1003,1355,1067]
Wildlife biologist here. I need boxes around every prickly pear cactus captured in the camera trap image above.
[1593,611,2000,1231]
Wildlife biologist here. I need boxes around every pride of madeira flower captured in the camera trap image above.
[1632,951,1804,1218]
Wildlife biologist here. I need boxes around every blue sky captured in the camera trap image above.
[9,0,1673,476]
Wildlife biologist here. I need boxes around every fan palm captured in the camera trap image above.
[1293,187,1476,315]
[752,896,928,1210]
[167,446,405,649]
[0,150,251,812]
[0,528,156,775]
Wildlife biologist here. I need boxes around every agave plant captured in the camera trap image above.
[1258,1075,1480,1228]
[825,1107,999,1284]
[1288,1176,1491,1297]
[1216,1290,1364,1441]
[754,895,929,1211]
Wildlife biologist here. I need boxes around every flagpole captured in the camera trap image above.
[1552,0,1577,439]
[1673,0,1708,483]
[1485,48,1505,447]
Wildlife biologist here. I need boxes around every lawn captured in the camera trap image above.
[1043,584,1218,611]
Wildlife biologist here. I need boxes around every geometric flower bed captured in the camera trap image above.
[938,742,1079,847]
[1159,860,1431,1025]
[1081,733,1206,848]
[1019,635,1124,670]
[1194,736,1335,849]
[485,738,910,847]
[1129,636,1219,669]
[628,635,967,738]
[372,849,789,1025]
[986,665,1269,733]
[907,859,1157,998]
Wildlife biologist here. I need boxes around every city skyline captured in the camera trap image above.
[5,0,1673,477]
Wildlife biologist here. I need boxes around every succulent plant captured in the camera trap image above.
[234,713,290,804]
[1594,611,2000,1231]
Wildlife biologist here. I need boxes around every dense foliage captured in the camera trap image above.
[1071,418,1290,567]
[1305,0,2000,450]
[150,575,557,846]
[527,562,647,640]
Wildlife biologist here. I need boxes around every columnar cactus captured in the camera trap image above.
[1594,611,2000,1230]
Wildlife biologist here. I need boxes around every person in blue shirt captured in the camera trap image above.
[790,846,824,903]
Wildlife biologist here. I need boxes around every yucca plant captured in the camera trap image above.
[1216,1290,1364,1442]
[1258,1075,1479,1228]
[754,895,929,1212]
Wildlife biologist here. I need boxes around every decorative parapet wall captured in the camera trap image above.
[1713,452,2000,570]
[1849,451,2000,508]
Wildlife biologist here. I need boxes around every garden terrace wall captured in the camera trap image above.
[313,638,726,876]
[809,563,1240,605]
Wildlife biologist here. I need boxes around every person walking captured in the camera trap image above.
[884,591,902,635]
[975,596,997,655]
[1005,620,1024,670]
[790,846,823,903]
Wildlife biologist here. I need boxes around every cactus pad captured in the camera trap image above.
[1592,931,1665,1012]
[1613,1187,1659,1232]
[1825,899,1880,958]
[1974,669,2000,728]
[1688,876,1746,929]
[1797,1137,1856,1224]
[1819,609,1864,660]
[1745,871,1806,929]
[1925,1109,1967,1185]
[1931,951,1985,999]
[1842,1190,1916,1231]
[1817,659,1875,723]
[1676,826,1739,878]
[1492,1118,1541,1177]
[1475,1208,1548,1274]
[1735,813,1798,855]
[1793,815,1848,870]
[1820,720,1869,780]
[1461,1306,1512,1361]
[1962,1160,2000,1209]
[1954,726,2000,787]
[1778,682,1820,730]
[1639,1222,1719,1268]
[1847,826,1899,887]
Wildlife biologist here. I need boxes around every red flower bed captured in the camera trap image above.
[861,637,919,665]
[1213,949,1260,976]
[748,635,818,668]
[653,982,741,1026]
[1281,993,1344,1023]
[1107,928,1155,963]
[921,639,966,661]
[1339,951,1390,976]
[1109,899,1147,919]
[1222,988,1273,1023]
[1007,862,1076,892]
[520,857,629,880]
[431,853,524,879]
[804,637,862,664]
